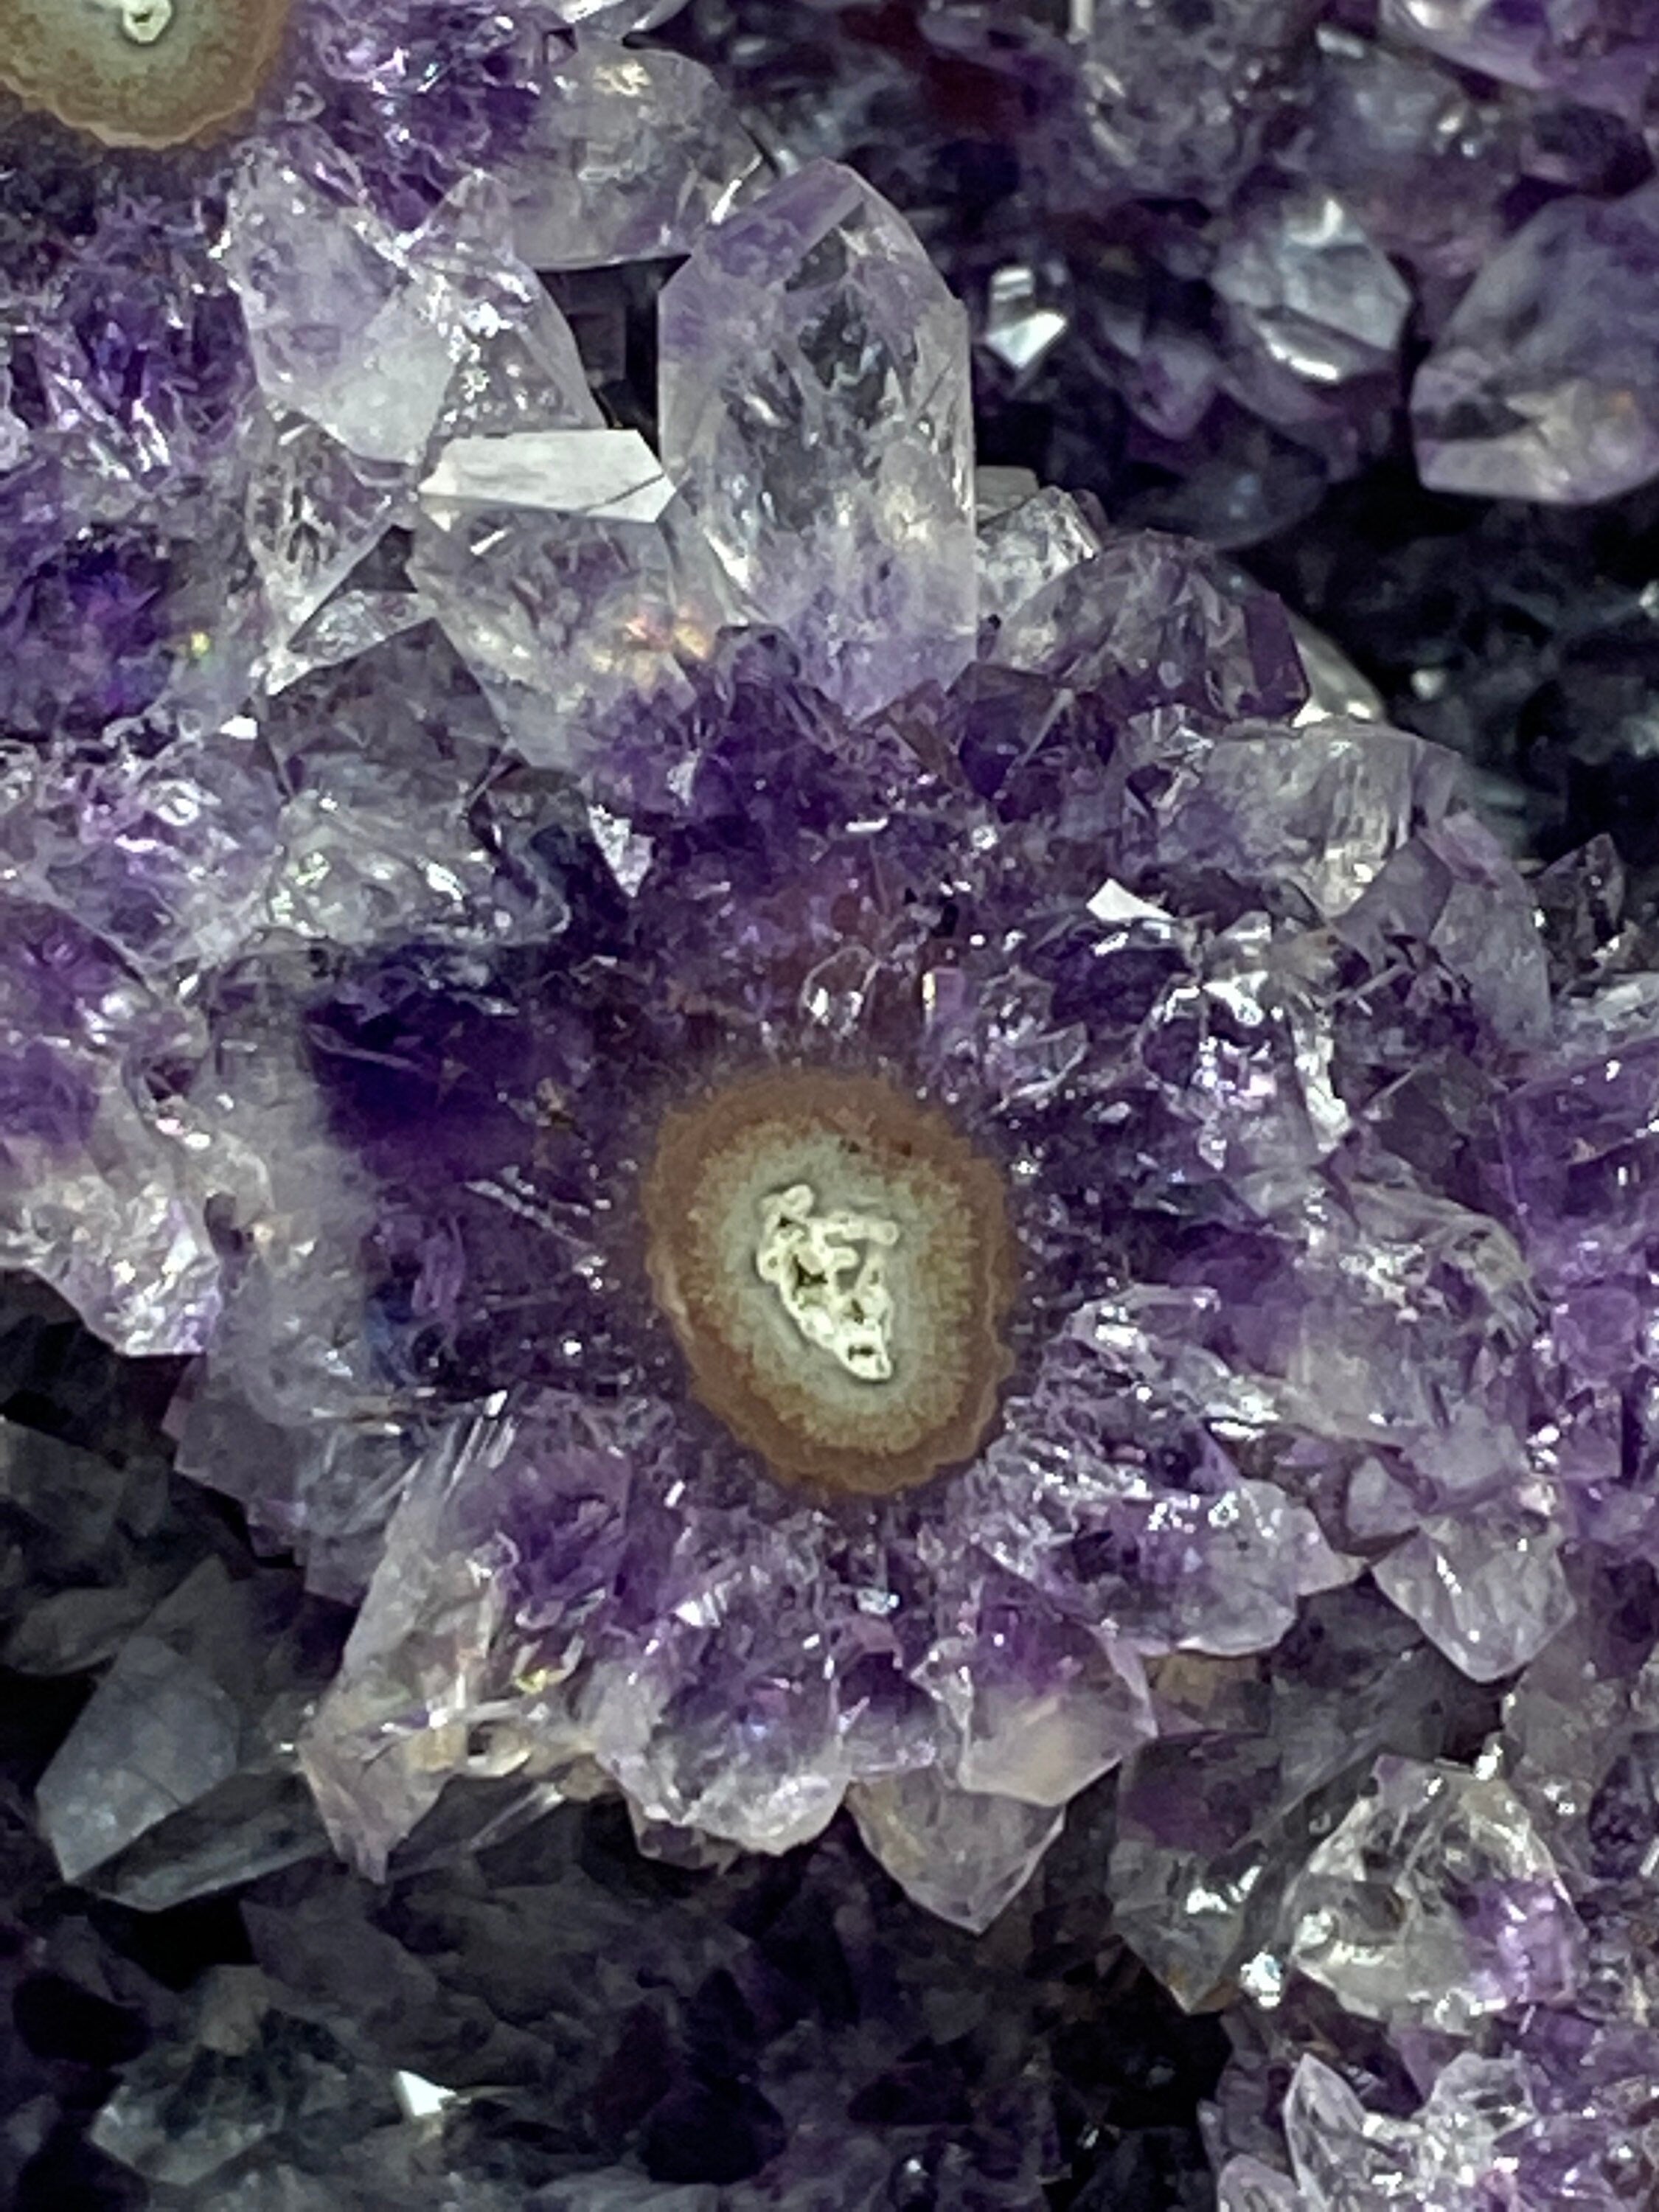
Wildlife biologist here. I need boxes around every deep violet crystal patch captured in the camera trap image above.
[7,1,1659,2205]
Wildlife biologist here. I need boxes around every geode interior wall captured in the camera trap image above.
[4,2,1659,2208]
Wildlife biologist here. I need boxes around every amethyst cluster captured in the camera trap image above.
[5,0,1659,2205]
[670,0,1659,542]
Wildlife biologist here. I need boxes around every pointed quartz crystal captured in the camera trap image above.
[659,161,977,722]
[503,40,765,272]
[410,427,720,774]
[1413,182,1659,504]
[223,142,462,467]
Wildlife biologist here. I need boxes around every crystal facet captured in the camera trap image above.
[1414,184,1659,504]
[659,161,977,720]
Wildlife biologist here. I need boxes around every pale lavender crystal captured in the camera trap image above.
[1501,1565,1659,1886]
[1107,1588,1488,2010]
[919,1582,1155,1806]
[845,1770,1064,1935]
[950,1298,1354,1663]
[502,40,766,271]
[1500,980,1659,1574]
[226,142,591,490]
[1289,32,1520,293]
[245,414,412,649]
[1413,183,1659,504]
[1241,2032,1659,2212]
[428,253,602,444]
[978,489,1309,723]
[1373,1512,1574,1683]
[1209,1573,1659,2203]
[172,1371,423,1608]
[244,261,599,669]
[1217,2155,1305,2212]
[1281,2051,1537,2211]
[659,162,976,720]
[0,900,221,1355]
[1281,2057,1418,2207]
[0,352,26,476]
[410,428,720,771]
[1212,185,1411,389]
[23,195,254,513]
[1380,0,1659,122]
[256,630,572,948]
[224,137,466,468]
[1286,1756,1586,2034]
[299,1416,531,1874]
[1074,0,1318,203]
[976,484,1105,650]
[1111,715,1459,922]
[0,716,281,975]
[261,590,429,696]
[1495,1562,1659,2032]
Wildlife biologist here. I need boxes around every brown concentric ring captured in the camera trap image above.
[642,1068,1018,1496]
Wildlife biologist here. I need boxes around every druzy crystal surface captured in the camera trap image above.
[8,0,1659,2205]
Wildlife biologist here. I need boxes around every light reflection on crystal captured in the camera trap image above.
[659,161,978,720]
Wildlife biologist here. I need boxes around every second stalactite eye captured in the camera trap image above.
[0,0,293,148]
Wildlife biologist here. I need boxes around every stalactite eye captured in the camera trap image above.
[642,1068,1018,1497]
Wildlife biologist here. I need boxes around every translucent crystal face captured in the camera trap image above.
[0,0,291,147]
[642,1069,1018,1495]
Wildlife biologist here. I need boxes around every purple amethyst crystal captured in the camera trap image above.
[0,528,181,737]
[135,592,1562,1921]
[262,646,1376,1909]
[15,8,1659,2210]
[1202,1557,1659,2203]
[0,116,1596,1928]
[1069,0,1321,206]
[1413,181,1659,504]
[1285,1755,1587,2033]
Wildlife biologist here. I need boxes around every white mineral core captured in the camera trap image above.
[754,1181,900,1383]
[85,0,174,44]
